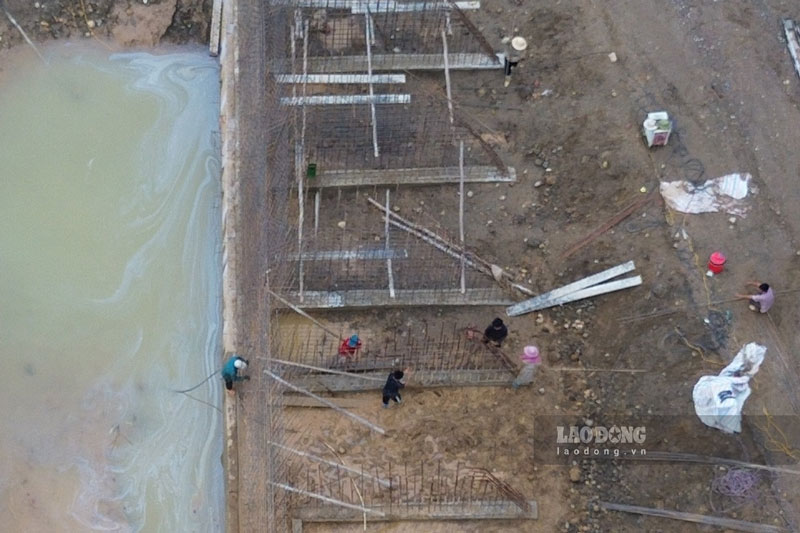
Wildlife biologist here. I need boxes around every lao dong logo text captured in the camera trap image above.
[556,425,646,458]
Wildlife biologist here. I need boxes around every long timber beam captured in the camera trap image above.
[280,94,410,105]
[306,53,502,72]
[283,289,513,308]
[271,0,480,13]
[275,73,406,84]
[289,369,515,392]
[306,166,516,188]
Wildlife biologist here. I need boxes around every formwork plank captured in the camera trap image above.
[288,369,513,391]
[287,289,514,308]
[306,54,502,72]
[294,500,538,521]
[306,166,516,188]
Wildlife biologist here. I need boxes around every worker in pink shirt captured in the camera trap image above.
[736,282,774,313]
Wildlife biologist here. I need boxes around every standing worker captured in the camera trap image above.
[382,370,406,408]
[222,354,250,393]
[512,345,541,389]
[502,36,528,87]
[484,317,509,347]
[736,281,774,313]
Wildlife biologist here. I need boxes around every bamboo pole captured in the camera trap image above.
[366,197,534,296]
[268,441,390,487]
[458,140,466,294]
[270,482,386,516]
[264,369,386,434]
[385,189,395,298]
[364,13,380,157]
[442,29,455,126]
[270,358,385,381]
[267,289,341,338]
[600,501,785,532]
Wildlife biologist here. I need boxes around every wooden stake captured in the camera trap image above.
[385,189,395,298]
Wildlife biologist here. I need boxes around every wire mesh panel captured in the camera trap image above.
[274,0,499,71]
[234,1,295,531]
[274,320,513,373]
[288,460,531,513]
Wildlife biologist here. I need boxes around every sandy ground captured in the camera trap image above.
[5,0,800,531]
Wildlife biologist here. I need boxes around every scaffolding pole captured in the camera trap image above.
[458,140,466,294]
[298,21,310,302]
[385,189,396,298]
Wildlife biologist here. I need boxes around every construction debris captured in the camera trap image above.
[660,172,752,216]
[506,261,642,316]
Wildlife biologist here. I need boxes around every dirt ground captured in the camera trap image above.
[0,0,209,52]
[5,0,800,531]
[289,0,800,531]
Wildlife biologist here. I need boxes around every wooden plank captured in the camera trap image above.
[507,276,642,315]
[784,19,800,80]
[306,54,502,73]
[271,0,481,11]
[294,500,538,521]
[280,94,410,105]
[288,248,408,261]
[276,74,406,84]
[208,0,223,56]
[307,166,516,188]
[282,395,363,408]
[291,369,514,392]
[284,289,514,308]
[600,501,786,533]
[506,261,636,316]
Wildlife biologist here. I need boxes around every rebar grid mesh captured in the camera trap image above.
[232,1,507,529]
[235,2,294,530]
[274,1,498,71]
[289,460,529,512]
[285,226,494,293]
[274,320,511,372]
[294,93,494,171]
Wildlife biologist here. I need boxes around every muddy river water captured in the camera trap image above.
[0,44,223,531]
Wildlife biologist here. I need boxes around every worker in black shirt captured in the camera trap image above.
[484,318,508,347]
[382,370,405,408]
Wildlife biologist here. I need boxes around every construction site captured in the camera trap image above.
[3,0,800,530]
[215,0,800,531]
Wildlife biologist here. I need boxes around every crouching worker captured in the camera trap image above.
[382,370,405,408]
[222,355,250,393]
[736,282,774,314]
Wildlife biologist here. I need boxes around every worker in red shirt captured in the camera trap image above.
[338,334,362,358]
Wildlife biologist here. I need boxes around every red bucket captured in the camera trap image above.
[708,251,726,274]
